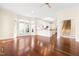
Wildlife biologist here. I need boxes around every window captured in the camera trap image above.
[18,21,29,36]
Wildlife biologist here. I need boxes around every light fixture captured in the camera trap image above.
[43,17,54,22]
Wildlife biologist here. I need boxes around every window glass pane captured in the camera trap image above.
[18,22,25,35]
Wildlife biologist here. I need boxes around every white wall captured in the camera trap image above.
[0,8,55,39]
[0,8,16,39]
[56,6,79,41]
[36,19,53,37]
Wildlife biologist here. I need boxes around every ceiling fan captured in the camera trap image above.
[40,3,51,8]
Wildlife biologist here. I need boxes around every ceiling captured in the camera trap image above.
[0,3,79,21]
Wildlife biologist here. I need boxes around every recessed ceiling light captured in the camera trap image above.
[43,17,55,21]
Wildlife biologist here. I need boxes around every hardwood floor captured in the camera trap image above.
[20,49,68,56]
[59,37,75,55]
[0,39,14,56]
[16,35,68,56]
[57,37,79,56]
[0,35,79,56]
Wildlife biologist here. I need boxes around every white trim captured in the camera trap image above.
[61,34,76,38]
[75,36,79,41]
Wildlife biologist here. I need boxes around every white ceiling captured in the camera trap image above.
[0,3,79,21]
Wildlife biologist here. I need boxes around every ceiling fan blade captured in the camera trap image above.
[40,4,46,7]
[47,4,51,8]
[40,3,52,8]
